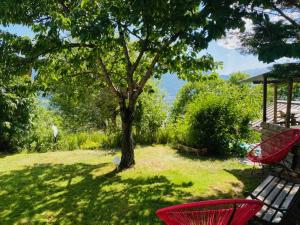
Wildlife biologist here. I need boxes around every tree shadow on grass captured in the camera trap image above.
[174,149,229,164]
[0,163,194,225]
[224,168,266,196]
[0,162,266,225]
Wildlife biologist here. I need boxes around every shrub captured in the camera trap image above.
[0,76,35,152]
[101,131,122,149]
[61,131,107,150]
[25,106,64,152]
[133,81,167,145]
[185,94,241,155]
[172,79,261,156]
[80,140,100,150]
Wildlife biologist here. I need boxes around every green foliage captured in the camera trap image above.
[61,131,108,150]
[171,75,223,119]
[0,75,35,152]
[101,131,122,149]
[172,78,261,156]
[241,1,300,62]
[25,106,63,152]
[134,81,167,145]
[0,0,249,167]
[228,72,250,85]
[185,94,242,155]
[36,48,119,131]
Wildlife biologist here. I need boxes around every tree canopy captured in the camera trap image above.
[241,0,300,62]
[0,0,249,169]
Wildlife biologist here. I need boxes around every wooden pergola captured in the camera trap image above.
[242,63,300,128]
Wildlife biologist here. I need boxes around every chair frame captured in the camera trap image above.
[156,199,263,225]
[247,129,300,166]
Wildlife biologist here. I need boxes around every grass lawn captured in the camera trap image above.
[0,145,262,225]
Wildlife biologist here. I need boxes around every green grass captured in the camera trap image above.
[0,146,262,225]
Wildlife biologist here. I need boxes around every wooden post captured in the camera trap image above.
[273,84,278,123]
[263,75,268,123]
[286,79,293,128]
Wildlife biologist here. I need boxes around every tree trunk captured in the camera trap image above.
[118,105,135,170]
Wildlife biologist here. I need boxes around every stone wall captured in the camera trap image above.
[261,122,300,172]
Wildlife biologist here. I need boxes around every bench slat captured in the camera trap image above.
[272,211,284,223]
[252,175,274,197]
[260,179,287,221]
[250,175,300,224]
[256,205,268,218]
[265,180,286,205]
[272,182,293,209]
[281,183,300,210]
[263,207,277,222]
[257,177,280,201]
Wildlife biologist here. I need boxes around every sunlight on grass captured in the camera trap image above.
[0,146,262,224]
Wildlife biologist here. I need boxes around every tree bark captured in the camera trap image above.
[118,104,135,170]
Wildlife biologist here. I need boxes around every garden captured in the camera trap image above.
[0,0,299,224]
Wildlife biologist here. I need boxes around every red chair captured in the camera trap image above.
[156,199,263,225]
[247,129,300,165]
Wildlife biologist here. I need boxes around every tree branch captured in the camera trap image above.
[135,32,181,98]
[117,21,135,97]
[124,26,143,41]
[285,0,300,9]
[117,22,132,74]
[271,3,300,28]
[130,39,148,76]
[58,0,70,12]
[98,56,122,98]
[31,42,95,60]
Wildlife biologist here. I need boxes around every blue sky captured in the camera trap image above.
[1,24,270,75]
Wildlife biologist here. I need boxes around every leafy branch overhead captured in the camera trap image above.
[0,0,250,169]
[240,0,300,62]
[0,1,247,96]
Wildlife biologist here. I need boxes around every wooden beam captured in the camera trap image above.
[286,79,293,128]
[273,84,278,123]
[263,75,268,123]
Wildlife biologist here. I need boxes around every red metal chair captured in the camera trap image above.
[247,129,300,165]
[156,199,263,225]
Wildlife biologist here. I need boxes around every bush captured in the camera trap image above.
[27,107,107,151]
[101,131,122,149]
[186,94,242,155]
[0,76,35,152]
[61,131,108,150]
[172,79,261,156]
[25,106,64,152]
[133,80,167,145]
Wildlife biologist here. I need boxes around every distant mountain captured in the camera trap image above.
[159,67,270,104]
[220,75,230,80]
[237,67,271,76]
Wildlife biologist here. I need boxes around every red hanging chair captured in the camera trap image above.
[247,129,300,165]
[156,199,263,225]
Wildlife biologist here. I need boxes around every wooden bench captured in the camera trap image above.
[248,175,300,223]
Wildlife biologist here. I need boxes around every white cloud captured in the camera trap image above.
[270,11,300,23]
[274,57,299,64]
[217,8,300,50]
[217,18,253,50]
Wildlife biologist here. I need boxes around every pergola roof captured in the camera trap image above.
[241,62,300,128]
[241,63,300,84]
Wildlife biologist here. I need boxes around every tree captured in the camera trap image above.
[228,72,250,85]
[240,0,300,62]
[0,0,247,170]
[0,73,35,152]
[171,73,221,119]
[38,54,119,131]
